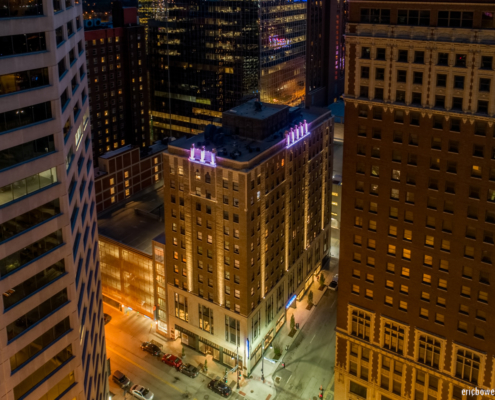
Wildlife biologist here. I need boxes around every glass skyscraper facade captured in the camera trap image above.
[260,0,306,105]
[148,0,306,139]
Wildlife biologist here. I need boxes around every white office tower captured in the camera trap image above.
[0,0,108,399]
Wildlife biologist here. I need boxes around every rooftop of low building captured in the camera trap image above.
[97,187,164,254]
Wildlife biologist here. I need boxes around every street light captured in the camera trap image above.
[261,342,265,383]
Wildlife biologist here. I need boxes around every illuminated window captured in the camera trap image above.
[124,170,129,178]
[155,174,159,181]
[110,187,115,195]
[402,248,411,260]
[125,180,130,188]
[125,189,130,197]
[422,274,432,285]
[110,196,115,203]
[109,178,115,185]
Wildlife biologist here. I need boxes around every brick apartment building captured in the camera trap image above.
[161,100,334,373]
[84,1,150,165]
[337,1,495,400]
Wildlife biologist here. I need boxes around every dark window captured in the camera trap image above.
[0,32,47,57]
[438,53,449,66]
[0,101,52,133]
[360,8,390,24]
[361,67,370,79]
[414,51,425,63]
[398,50,408,63]
[482,11,495,28]
[436,74,447,87]
[452,98,463,111]
[411,92,422,105]
[55,26,64,45]
[67,21,74,37]
[453,76,464,89]
[0,135,55,171]
[4,260,65,309]
[396,91,406,103]
[479,78,491,92]
[397,10,430,26]
[413,72,423,84]
[58,58,66,78]
[0,0,44,18]
[360,86,369,98]
[438,11,473,28]
[481,56,493,70]
[6,289,68,341]
[361,47,371,59]
[60,89,69,110]
[375,88,384,100]
[376,48,386,60]
[397,70,407,83]
[450,119,461,132]
[478,100,489,114]
[0,67,49,96]
[435,95,445,108]
[0,230,63,277]
[455,54,466,67]
[375,68,385,80]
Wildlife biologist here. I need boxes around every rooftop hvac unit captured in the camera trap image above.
[94,18,101,26]
[84,19,93,28]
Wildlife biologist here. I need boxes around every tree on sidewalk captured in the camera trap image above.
[319,273,325,287]
[182,345,185,358]
[290,314,295,332]
[308,290,314,305]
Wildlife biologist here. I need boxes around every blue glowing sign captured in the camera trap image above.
[286,294,297,309]
[246,339,250,358]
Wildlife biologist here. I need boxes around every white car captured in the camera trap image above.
[329,274,339,291]
[130,385,154,400]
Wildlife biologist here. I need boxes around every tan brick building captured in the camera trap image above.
[162,100,334,373]
[337,1,495,400]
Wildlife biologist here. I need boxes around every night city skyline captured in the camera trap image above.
[1,0,494,400]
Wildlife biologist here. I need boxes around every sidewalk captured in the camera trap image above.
[248,269,335,389]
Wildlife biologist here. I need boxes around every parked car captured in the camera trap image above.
[181,363,199,378]
[329,274,338,291]
[141,342,161,356]
[208,379,232,397]
[130,384,154,400]
[112,370,131,388]
[162,353,183,370]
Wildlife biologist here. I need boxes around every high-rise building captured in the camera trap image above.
[162,100,333,373]
[148,0,307,141]
[306,0,346,107]
[85,2,150,165]
[336,2,495,400]
[0,0,107,399]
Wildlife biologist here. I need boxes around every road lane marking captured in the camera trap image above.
[107,346,197,399]
[330,299,336,309]
[287,375,293,384]
[310,334,316,344]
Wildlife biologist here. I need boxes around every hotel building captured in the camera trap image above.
[0,0,107,399]
[337,1,495,400]
[162,100,334,373]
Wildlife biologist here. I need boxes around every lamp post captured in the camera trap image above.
[261,342,265,383]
